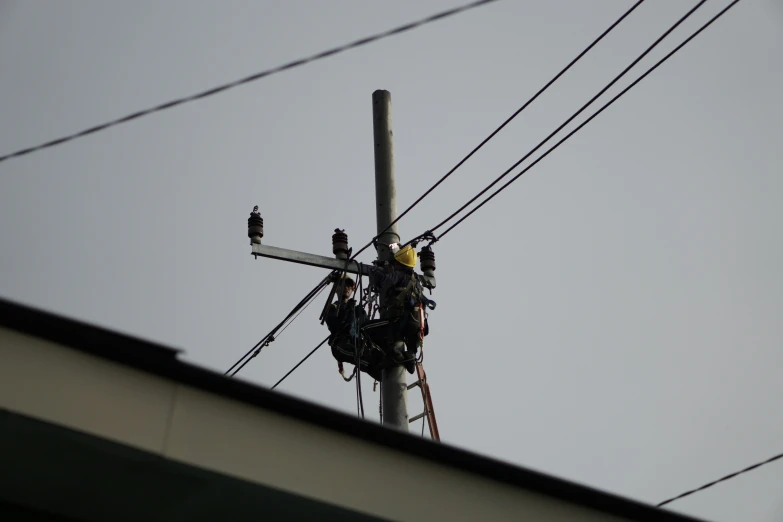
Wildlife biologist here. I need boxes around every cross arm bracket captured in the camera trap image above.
[251,243,374,276]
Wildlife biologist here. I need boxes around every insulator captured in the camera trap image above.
[332,228,349,259]
[419,245,436,276]
[248,207,264,245]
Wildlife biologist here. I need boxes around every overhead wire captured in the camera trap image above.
[271,266,371,421]
[238,0,744,395]
[276,282,329,338]
[0,0,503,165]
[422,0,711,240]
[435,0,742,241]
[348,0,648,260]
[225,273,333,377]
[266,0,655,390]
[270,268,368,401]
[657,450,783,507]
[271,336,331,390]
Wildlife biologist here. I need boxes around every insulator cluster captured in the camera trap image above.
[332,229,349,259]
[419,245,436,276]
[248,207,264,245]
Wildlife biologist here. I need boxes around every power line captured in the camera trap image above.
[426,0,710,239]
[276,283,329,338]
[271,336,330,390]
[271,268,371,401]
[348,0,647,260]
[0,0,503,165]
[657,450,783,507]
[436,0,742,241]
[240,0,741,392]
[226,279,323,375]
[266,0,652,389]
[225,273,333,377]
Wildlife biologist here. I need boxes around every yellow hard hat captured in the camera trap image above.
[394,244,417,268]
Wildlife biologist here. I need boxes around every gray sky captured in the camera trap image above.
[2,1,782,520]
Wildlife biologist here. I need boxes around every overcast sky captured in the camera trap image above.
[2,1,782,520]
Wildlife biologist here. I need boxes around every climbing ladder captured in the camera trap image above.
[407,361,440,441]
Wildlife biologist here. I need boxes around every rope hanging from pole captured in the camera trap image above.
[354,264,365,418]
[338,362,357,382]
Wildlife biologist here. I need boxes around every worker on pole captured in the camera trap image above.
[369,243,433,374]
[325,276,385,382]
[322,244,434,378]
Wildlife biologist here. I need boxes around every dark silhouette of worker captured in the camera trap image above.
[325,276,362,334]
[325,276,384,381]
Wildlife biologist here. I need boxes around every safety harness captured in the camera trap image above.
[380,271,436,321]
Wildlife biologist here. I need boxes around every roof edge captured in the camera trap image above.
[0,297,706,522]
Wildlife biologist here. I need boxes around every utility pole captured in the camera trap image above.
[372,89,408,431]
[247,90,437,434]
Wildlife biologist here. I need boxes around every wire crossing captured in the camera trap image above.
[349,0,647,260]
[0,0,503,165]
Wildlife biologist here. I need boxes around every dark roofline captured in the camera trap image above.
[0,297,706,522]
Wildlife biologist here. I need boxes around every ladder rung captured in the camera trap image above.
[407,380,422,390]
[409,411,428,423]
